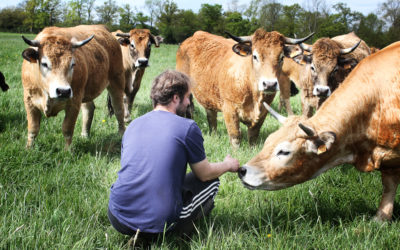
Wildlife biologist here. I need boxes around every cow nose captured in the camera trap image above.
[138,58,148,67]
[313,86,330,97]
[238,167,247,179]
[262,80,278,92]
[56,88,72,98]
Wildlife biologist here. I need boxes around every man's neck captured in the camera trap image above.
[154,104,176,114]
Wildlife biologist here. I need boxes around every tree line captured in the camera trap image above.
[1,0,399,48]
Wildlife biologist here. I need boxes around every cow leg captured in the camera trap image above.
[374,169,400,221]
[222,106,240,148]
[63,104,81,149]
[81,101,95,138]
[107,83,126,135]
[278,74,294,115]
[248,121,263,146]
[25,103,41,148]
[206,109,217,133]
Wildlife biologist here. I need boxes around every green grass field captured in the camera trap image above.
[1,32,400,249]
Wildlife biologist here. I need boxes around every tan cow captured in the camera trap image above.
[0,71,9,92]
[176,29,313,148]
[21,25,125,148]
[110,29,163,122]
[279,33,370,117]
[238,41,400,221]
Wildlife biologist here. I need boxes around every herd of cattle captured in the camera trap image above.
[2,24,400,222]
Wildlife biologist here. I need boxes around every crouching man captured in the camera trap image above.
[108,70,240,242]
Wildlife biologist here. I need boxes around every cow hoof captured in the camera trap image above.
[81,132,89,138]
[230,138,240,149]
[372,214,391,223]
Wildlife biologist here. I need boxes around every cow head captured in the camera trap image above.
[238,102,338,190]
[21,35,94,99]
[226,29,314,93]
[116,29,163,69]
[295,38,361,97]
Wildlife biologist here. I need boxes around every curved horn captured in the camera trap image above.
[263,102,287,124]
[284,32,315,45]
[225,31,251,43]
[72,35,95,48]
[299,42,312,52]
[340,40,361,55]
[116,32,130,38]
[22,35,40,47]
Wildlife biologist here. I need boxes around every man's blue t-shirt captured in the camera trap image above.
[108,110,206,233]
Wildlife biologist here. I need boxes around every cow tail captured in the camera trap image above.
[107,93,114,117]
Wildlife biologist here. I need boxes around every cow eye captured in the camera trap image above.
[253,54,258,61]
[310,65,316,72]
[277,149,290,156]
[41,62,48,69]
[130,43,135,49]
[148,42,152,48]
[71,62,76,68]
[332,66,338,73]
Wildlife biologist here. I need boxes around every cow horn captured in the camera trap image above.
[263,102,287,124]
[71,35,95,48]
[340,40,361,55]
[22,36,40,47]
[298,123,316,137]
[284,32,315,45]
[225,31,252,43]
[299,42,312,52]
[116,32,130,38]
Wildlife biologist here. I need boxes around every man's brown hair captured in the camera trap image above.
[150,70,192,107]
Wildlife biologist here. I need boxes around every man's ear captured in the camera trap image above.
[232,42,252,57]
[118,37,130,46]
[22,48,39,63]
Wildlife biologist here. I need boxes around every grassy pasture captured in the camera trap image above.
[1,31,400,249]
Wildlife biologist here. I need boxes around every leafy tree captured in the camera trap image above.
[224,11,251,36]
[64,0,87,26]
[145,0,164,28]
[173,9,200,42]
[96,0,119,29]
[198,4,224,35]
[278,4,303,37]
[356,13,386,48]
[156,0,179,43]
[119,4,134,31]
[379,0,400,42]
[0,7,27,32]
[259,1,282,31]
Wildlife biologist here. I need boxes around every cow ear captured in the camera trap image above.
[118,37,130,46]
[292,54,311,65]
[283,45,302,58]
[338,57,358,70]
[232,42,252,57]
[305,131,336,155]
[150,35,163,47]
[22,48,39,63]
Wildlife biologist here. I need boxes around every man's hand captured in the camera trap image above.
[224,155,240,172]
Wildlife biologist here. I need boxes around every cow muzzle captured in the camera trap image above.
[259,79,279,93]
[49,85,73,99]
[313,85,331,97]
[135,58,149,68]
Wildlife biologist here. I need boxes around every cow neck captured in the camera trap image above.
[307,76,377,143]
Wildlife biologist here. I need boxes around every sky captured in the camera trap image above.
[0,0,382,16]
